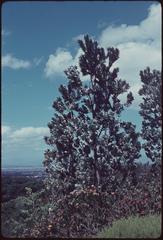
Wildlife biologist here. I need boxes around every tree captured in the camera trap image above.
[43,35,141,196]
[139,67,161,165]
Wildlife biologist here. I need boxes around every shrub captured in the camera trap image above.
[2,164,161,238]
[27,164,161,238]
[1,196,32,237]
[24,186,115,238]
[46,186,115,237]
[1,189,51,238]
[112,164,161,220]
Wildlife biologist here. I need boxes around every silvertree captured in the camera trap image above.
[43,35,141,196]
[139,67,161,165]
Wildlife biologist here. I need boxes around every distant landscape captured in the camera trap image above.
[2,166,44,171]
[2,167,45,202]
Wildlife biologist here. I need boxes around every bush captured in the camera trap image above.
[27,164,161,238]
[1,190,50,238]
[111,164,161,221]
[1,196,32,237]
[24,186,115,238]
[47,186,115,238]
[2,164,161,238]
[97,214,161,238]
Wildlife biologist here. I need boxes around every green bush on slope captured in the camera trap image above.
[1,191,51,238]
[97,214,161,238]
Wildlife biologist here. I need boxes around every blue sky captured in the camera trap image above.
[2,1,161,167]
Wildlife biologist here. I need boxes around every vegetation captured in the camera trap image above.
[96,214,161,238]
[1,191,50,238]
[1,35,161,238]
[139,68,161,164]
[2,196,32,237]
[44,34,140,198]
[2,162,161,238]
[2,174,44,202]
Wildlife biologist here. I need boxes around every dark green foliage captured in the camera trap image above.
[2,174,44,202]
[1,189,50,238]
[44,35,141,197]
[1,196,33,237]
[139,67,161,164]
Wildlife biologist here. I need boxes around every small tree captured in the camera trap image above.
[139,67,162,165]
[44,35,141,197]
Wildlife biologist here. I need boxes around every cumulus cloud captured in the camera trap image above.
[2,54,31,69]
[2,126,49,166]
[45,47,90,81]
[99,3,161,108]
[44,3,161,109]
[10,127,49,140]
[99,4,161,48]
[44,48,74,77]
[2,125,49,147]
[44,47,89,80]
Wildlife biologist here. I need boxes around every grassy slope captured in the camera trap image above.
[96,214,161,238]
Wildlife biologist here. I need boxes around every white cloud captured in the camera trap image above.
[45,47,89,80]
[2,125,49,166]
[44,48,74,77]
[44,3,161,109]
[99,3,161,108]
[2,125,49,147]
[10,126,49,142]
[99,4,161,48]
[2,54,31,69]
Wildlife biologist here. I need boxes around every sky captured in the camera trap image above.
[2,1,161,167]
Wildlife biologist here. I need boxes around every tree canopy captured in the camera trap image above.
[139,67,161,165]
[44,35,141,196]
